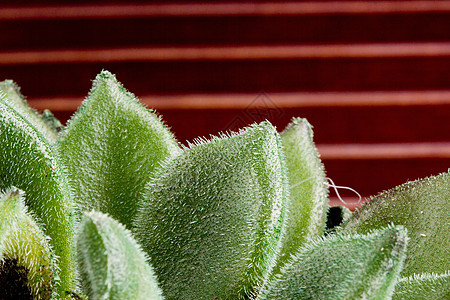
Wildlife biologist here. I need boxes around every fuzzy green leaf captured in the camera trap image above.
[273,118,328,273]
[0,96,75,295]
[0,80,58,142]
[258,225,408,299]
[134,121,289,299]
[77,211,163,300]
[340,171,449,277]
[59,70,181,229]
[392,272,449,300]
[0,188,57,299]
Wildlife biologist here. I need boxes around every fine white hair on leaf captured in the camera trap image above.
[0,187,58,299]
[325,177,362,205]
[268,117,329,280]
[341,171,450,278]
[134,120,289,300]
[59,70,181,231]
[258,225,408,299]
[0,90,76,296]
[392,271,450,300]
[77,210,164,300]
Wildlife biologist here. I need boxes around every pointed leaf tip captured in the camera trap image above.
[272,117,328,274]
[0,80,59,142]
[259,225,408,299]
[341,171,450,277]
[59,71,180,229]
[77,211,163,300]
[134,121,289,300]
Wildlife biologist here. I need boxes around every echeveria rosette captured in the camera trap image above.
[1,69,448,299]
[0,188,57,299]
[77,211,163,300]
[0,90,76,295]
[258,225,408,299]
[59,70,181,230]
[134,121,290,299]
[340,171,449,277]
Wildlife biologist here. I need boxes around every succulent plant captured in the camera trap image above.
[0,70,448,299]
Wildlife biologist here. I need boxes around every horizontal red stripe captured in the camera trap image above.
[1,1,450,20]
[1,43,450,65]
[28,91,450,110]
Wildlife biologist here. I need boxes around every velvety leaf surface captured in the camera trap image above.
[0,188,57,299]
[134,121,289,300]
[392,272,450,300]
[273,118,328,273]
[0,99,75,295]
[0,80,58,143]
[77,211,163,300]
[59,70,181,229]
[258,225,407,299]
[341,171,449,277]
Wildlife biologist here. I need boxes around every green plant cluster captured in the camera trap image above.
[0,71,448,299]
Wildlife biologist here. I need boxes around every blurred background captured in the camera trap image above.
[0,1,449,208]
